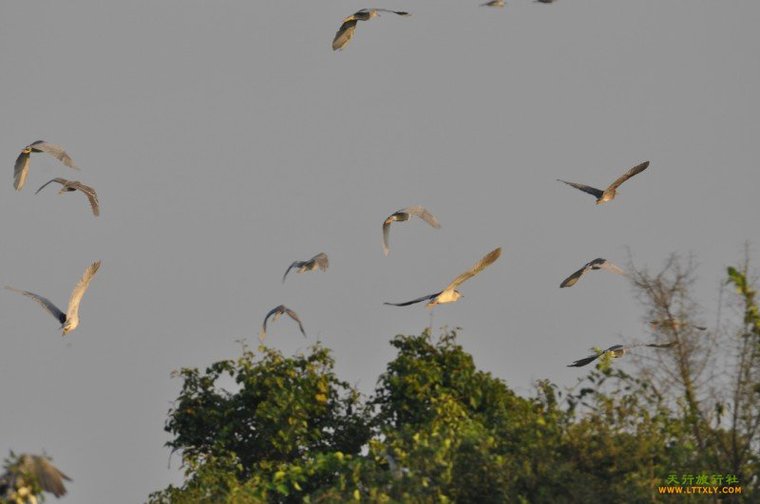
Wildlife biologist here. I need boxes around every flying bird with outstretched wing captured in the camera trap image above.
[385,247,502,308]
[560,258,626,288]
[333,9,411,51]
[382,206,440,256]
[481,0,505,6]
[567,342,676,367]
[259,305,306,341]
[5,261,101,335]
[557,161,649,205]
[35,178,100,216]
[13,140,79,191]
[282,253,329,283]
[0,452,71,499]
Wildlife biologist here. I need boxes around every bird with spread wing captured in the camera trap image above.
[567,342,676,368]
[333,9,411,51]
[557,161,649,205]
[559,258,626,288]
[5,261,101,336]
[385,247,502,308]
[282,253,329,283]
[13,140,79,191]
[35,178,100,217]
[0,452,71,500]
[382,206,441,256]
[260,305,306,341]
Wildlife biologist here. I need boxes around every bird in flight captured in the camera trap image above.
[13,140,79,191]
[385,247,502,308]
[0,452,71,499]
[333,9,411,51]
[567,342,676,367]
[5,261,101,336]
[481,0,505,7]
[560,258,625,288]
[282,253,329,283]
[557,161,649,205]
[383,206,440,256]
[35,178,100,217]
[260,305,306,341]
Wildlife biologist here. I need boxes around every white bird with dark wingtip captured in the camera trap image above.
[333,8,411,51]
[259,305,306,341]
[5,261,101,336]
[557,161,649,205]
[282,253,329,283]
[567,342,676,368]
[13,140,79,191]
[385,247,502,308]
[383,206,441,256]
[35,178,100,217]
[559,258,626,288]
[0,452,71,499]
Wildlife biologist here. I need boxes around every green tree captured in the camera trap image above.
[148,343,370,503]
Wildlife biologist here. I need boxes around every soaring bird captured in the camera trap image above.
[35,178,100,217]
[333,9,411,51]
[5,261,101,336]
[260,305,306,341]
[282,253,329,283]
[560,258,625,288]
[481,0,505,6]
[13,140,79,191]
[385,247,502,308]
[567,342,676,367]
[0,453,71,499]
[557,161,649,205]
[382,206,440,256]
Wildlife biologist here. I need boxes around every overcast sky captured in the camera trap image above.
[2,1,759,502]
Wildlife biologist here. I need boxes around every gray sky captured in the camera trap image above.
[2,1,759,502]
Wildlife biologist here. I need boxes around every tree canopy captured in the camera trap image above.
[148,260,758,503]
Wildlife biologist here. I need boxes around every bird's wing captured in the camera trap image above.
[373,9,411,16]
[282,262,300,283]
[20,455,71,498]
[72,182,100,216]
[313,252,329,271]
[606,161,649,191]
[567,353,602,367]
[65,261,101,323]
[597,260,626,276]
[382,219,393,256]
[5,287,66,323]
[444,247,502,291]
[406,206,441,229]
[31,142,79,170]
[559,263,590,288]
[260,306,283,340]
[333,19,358,50]
[285,308,307,337]
[13,151,31,191]
[384,292,439,307]
[557,179,604,199]
[34,178,68,195]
